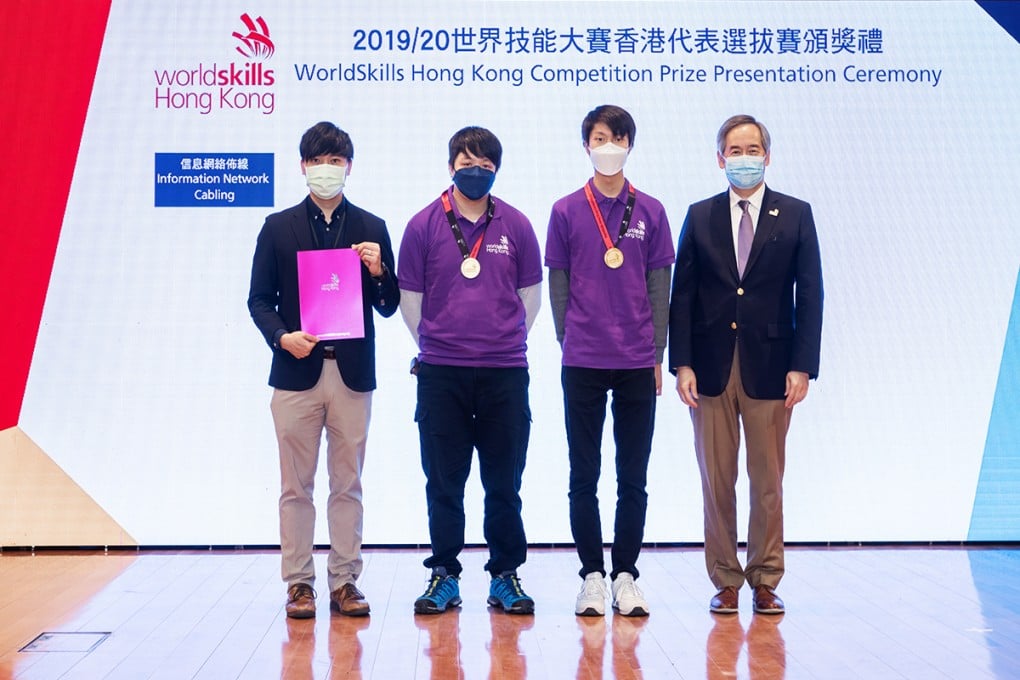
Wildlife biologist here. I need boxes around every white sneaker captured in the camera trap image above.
[611,573,649,617]
[575,572,608,616]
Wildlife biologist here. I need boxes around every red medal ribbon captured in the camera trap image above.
[441,191,491,260]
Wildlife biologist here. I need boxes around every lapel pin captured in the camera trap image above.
[768,208,779,217]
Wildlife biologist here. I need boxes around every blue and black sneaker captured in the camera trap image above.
[487,571,535,615]
[414,568,461,614]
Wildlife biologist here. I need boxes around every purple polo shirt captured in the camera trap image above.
[545,178,675,369]
[399,187,543,367]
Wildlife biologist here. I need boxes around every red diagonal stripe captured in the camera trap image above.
[0,0,113,429]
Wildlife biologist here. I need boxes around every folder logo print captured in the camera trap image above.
[321,273,340,292]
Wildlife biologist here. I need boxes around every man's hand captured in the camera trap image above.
[353,241,384,277]
[785,371,810,408]
[675,366,699,408]
[654,364,663,396]
[280,331,319,359]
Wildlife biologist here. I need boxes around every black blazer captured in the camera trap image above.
[248,197,399,392]
[668,187,823,399]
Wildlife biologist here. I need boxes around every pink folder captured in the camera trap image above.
[296,248,365,340]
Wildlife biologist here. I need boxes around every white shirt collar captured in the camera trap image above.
[729,183,766,211]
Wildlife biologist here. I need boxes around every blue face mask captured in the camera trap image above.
[453,166,496,200]
[724,155,766,190]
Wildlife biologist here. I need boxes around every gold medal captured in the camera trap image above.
[604,247,624,269]
[460,257,481,279]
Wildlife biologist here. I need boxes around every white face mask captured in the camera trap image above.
[305,163,347,200]
[588,142,629,176]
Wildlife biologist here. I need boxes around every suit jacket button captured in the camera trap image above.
[737,287,744,295]
[730,322,738,330]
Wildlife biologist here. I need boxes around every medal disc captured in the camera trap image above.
[604,247,624,269]
[460,257,481,279]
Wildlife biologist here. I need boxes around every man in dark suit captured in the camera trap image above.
[248,121,399,619]
[669,114,823,615]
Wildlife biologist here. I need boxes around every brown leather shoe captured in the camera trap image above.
[331,583,371,616]
[286,583,316,619]
[709,586,739,614]
[752,585,785,614]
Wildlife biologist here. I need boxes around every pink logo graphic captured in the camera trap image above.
[232,13,274,60]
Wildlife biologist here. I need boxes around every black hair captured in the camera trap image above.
[447,126,502,171]
[581,105,636,148]
[299,121,354,162]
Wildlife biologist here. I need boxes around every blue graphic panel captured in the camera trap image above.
[977,1,1020,44]
[970,267,1020,540]
[154,153,273,207]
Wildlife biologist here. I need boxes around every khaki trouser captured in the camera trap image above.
[271,357,372,593]
[691,348,791,590]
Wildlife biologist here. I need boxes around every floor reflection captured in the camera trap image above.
[282,617,315,679]
[611,614,648,678]
[415,610,463,679]
[328,613,371,676]
[706,613,786,680]
[576,615,606,678]
[706,614,744,679]
[575,614,650,679]
[281,612,370,679]
[968,549,1020,680]
[487,609,533,679]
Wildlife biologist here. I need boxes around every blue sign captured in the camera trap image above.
[154,153,274,207]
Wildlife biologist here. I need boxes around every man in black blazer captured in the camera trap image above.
[248,121,399,619]
[669,115,823,615]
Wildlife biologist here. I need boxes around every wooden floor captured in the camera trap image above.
[1,546,1018,679]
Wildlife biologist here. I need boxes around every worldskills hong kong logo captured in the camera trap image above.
[321,273,341,292]
[485,234,511,256]
[233,13,274,59]
[624,220,647,241]
[153,13,276,116]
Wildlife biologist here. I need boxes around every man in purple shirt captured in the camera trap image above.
[399,126,543,616]
[546,105,675,618]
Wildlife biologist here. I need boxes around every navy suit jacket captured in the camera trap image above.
[668,187,823,399]
[247,196,399,392]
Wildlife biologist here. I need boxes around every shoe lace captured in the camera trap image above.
[423,574,445,597]
[338,583,362,599]
[496,573,525,600]
[617,577,643,600]
[290,583,316,600]
[583,576,606,597]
